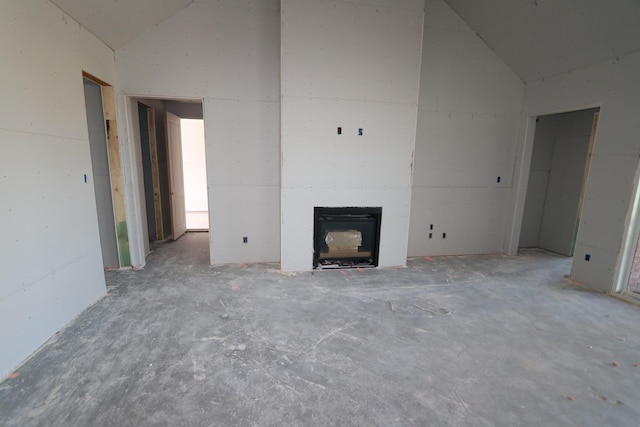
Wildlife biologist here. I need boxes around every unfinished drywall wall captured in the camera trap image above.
[166,101,203,120]
[0,0,115,376]
[408,0,524,257]
[280,0,424,270]
[512,52,640,292]
[519,116,557,247]
[520,109,596,255]
[115,0,280,265]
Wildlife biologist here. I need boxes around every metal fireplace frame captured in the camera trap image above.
[313,206,382,270]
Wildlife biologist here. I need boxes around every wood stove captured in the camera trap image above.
[313,207,382,269]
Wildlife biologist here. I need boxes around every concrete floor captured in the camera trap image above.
[1,232,640,426]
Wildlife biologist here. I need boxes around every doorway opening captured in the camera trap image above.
[82,72,130,269]
[518,108,600,272]
[132,97,209,259]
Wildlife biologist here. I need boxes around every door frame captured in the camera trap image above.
[82,71,130,267]
[121,94,206,267]
[613,158,640,302]
[508,105,601,264]
[138,102,164,241]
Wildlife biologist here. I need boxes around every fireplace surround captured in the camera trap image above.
[313,207,382,269]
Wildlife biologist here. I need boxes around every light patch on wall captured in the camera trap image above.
[180,118,209,230]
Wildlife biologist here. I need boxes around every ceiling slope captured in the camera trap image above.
[51,0,193,50]
[442,0,640,82]
[51,0,640,82]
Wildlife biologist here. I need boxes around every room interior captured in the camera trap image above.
[2,0,640,424]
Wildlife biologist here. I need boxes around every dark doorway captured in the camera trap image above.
[519,108,599,257]
[83,78,119,269]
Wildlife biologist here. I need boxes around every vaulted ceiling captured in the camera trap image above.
[50,0,193,50]
[51,0,640,82]
[444,0,640,82]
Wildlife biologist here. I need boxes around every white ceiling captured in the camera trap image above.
[51,0,640,82]
[51,0,193,50]
[442,0,640,82]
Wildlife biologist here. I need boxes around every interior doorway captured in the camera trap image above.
[84,78,119,269]
[132,97,208,251]
[519,108,600,264]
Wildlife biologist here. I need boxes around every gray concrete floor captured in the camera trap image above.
[1,232,640,426]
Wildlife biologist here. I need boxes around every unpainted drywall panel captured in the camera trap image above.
[571,243,618,293]
[281,97,416,190]
[78,26,117,84]
[166,101,203,120]
[281,188,412,271]
[0,1,87,141]
[205,99,280,187]
[517,117,556,248]
[446,0,640,82]
[0,247,104,378]
[408,0,523,258]
[116,2,280,102]
[0,131,104,298]
[200,0,279,10]
[412,110,520,188]
[408,187,509,256]
[574,154,637,253]
[538,136,590,256]
[281,0,423,103]
[51,0,192,50]
[1,0,113,377]
[209,186,280,264]
[418,27,523,115]
[424,0,467,31]
[516,49,640,292]
[280,0,423,270]
[518,171,549,248]
[528,117,558,170]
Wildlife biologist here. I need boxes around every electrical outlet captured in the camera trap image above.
[243,237,248,243]
[585,254,591,261]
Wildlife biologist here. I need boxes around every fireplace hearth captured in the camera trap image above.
[313,207,382,269]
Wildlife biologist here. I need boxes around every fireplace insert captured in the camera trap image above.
[313,207,382,269]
